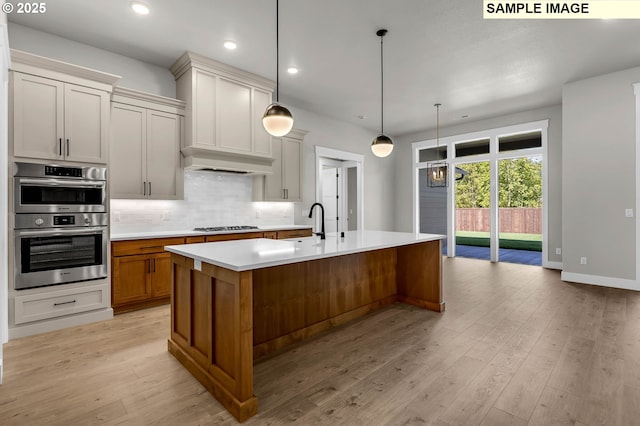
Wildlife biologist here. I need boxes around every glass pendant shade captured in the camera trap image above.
[262,103,294,137]
[371,134,394,157]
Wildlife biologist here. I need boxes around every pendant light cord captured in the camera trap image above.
[435,103,441,156]
[380,33,384,134]
[276,0,280,103]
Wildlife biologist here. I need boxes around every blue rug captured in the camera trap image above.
[454,244,542,266]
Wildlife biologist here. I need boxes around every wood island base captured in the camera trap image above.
[168,239,443,422]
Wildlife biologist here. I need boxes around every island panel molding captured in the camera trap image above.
[166,231,445,421]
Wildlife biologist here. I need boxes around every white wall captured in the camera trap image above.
[8,23,175,97]
[562,66,640,285]
[287,105,395,231]
[394,105,563,264]
[111,170,294,234]
[0,13,9,384]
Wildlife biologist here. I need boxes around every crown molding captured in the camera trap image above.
[171,51,275,92]
[10,49,120,91]
[112,86,186,114]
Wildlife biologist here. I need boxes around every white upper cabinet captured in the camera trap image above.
[110,87,185,200]
[253,129,307,202]
[171,52,276,174]
[10,50,119,164]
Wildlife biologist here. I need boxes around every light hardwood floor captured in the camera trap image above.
[1,257,640,425]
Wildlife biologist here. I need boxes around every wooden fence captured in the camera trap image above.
[456,208,542,234]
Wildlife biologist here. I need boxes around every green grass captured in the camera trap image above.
[455,231,542,251]
[456,231,542,241]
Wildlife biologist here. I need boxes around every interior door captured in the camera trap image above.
[321,161,342,234]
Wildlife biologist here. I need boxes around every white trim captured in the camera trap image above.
[315,146,364,231]
[8,308,113,340]
[0,22,9,385]
[635,82,640,285]
[10,49,120,91]
[561,272,640,292]
[543,261,563,270]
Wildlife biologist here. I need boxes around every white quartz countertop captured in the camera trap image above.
[165,230,445,272]
[110,225,312,241]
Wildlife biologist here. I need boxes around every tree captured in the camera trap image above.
[455,157,541,208]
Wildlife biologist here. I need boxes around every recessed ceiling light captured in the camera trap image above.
[130,1,150,15]
[224,41,237,50]
[287,67,299,75]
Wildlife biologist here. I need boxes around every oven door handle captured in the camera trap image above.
[15,227,106,238]
[17,178,106,189]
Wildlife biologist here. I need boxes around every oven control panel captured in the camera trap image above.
[14,213,108,230]
[53,215,76,226]
[45,166,83,178]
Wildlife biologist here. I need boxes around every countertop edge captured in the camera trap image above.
[165,232,445,272]
[110,225,313,241]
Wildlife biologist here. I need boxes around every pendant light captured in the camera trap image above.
[427,103,448,187]
[371,29,394,158]
[262,0,294,137]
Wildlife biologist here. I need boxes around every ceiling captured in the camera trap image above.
[9,0,640,137]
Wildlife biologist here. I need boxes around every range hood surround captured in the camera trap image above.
[182,146,274,175]
[172,51,278,176]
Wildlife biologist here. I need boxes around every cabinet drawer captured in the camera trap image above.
[15,283,109,325]
[111,237,185,256]
[277,229,312,239]
[205,232,264,242]
[263,231,277,239]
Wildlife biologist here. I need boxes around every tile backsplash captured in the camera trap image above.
[110,170,294,234]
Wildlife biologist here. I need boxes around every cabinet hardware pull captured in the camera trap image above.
[66,139,70,156]
[54,300,76,306]
[140,245,162,250]
[153,258,156,273]
[149,182,151,196]
[143,182,146,196]
[59,138,62,156]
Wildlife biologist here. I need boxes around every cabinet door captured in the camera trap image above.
[253,88,272,156]
[217,77,251,153]
[64,84,109,164]
[110,103,146,198]
[151,253,172,298]
[12,72,64,160]
[112,255,152,306]
[282,138,302,201]
[146,110,181,199]
[194,69,217,148]
[264,138,284,200]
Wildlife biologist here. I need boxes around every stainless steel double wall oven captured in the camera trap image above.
[13,162,109,290]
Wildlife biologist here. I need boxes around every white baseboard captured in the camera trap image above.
[561,271,640,292]
[543,261,563,270]
[8,308,113,340]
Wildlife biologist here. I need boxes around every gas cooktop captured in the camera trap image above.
[193,225,259,232]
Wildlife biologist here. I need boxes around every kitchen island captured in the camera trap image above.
[164,230,445,422]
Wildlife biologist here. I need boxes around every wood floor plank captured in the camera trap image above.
[527,386,581,426]
[479,407,527,426]
[493,353,557,420]
[1,259,639,425]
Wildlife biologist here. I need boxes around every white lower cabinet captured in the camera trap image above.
[110,88,185,200]
[14,282,109,325]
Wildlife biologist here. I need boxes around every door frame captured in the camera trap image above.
[315,146,364,232]
[412,120,549,265]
